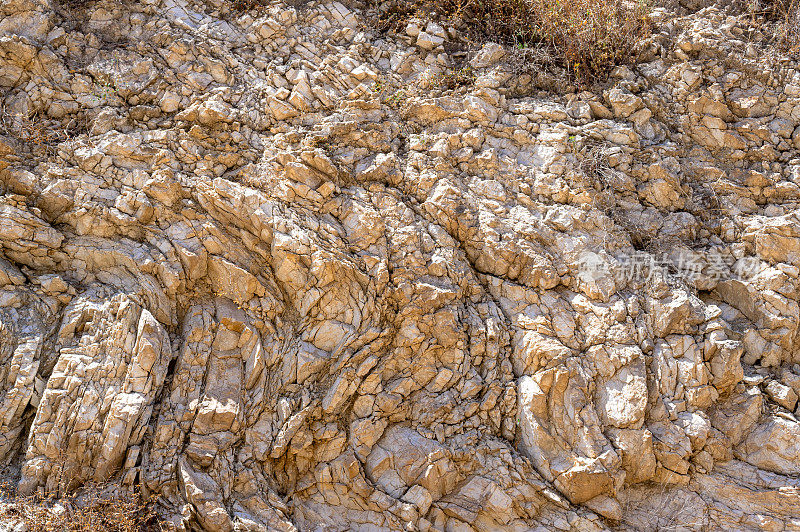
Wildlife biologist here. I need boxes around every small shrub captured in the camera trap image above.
[0,105,87,157]
[0,106,60,149]
[230,0,262,12]
[230,0,308,12]
[430,65,476,90]
[766,0,800,52]
[760,0,799,20]
[372,0,652,85]
[741,0,800,53]
[0,483,163,532]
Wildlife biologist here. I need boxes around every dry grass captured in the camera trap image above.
[0,483,163,532]
[744,0,800,53]
[0,105,85,156]
[760,0,799,20]
[0,106,63,151]
[767,0,800,52]
[229,0,262,12]
[229,0,309,12]
[372,0,652,85]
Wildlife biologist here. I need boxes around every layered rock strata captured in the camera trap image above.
[2,0,800,530]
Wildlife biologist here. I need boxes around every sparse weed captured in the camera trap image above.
[429,65,476,90]
[740,0,800,53]
[0,104,85,155]
[0,106,62,152]
[369,77,410,109]
[767,0,800,52]
[0,482,163,532]
[370,0,652,85]
[754,0,799,21]
[385,88,408,108]
[92,78,119,102]
[230,0,263,13]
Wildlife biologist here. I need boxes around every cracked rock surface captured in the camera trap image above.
[2,0,800,530]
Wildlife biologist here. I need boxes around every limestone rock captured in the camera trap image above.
[0,0,799,530]
[764,380,798,411]
[736,416,800,475]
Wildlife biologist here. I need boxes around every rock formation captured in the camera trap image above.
[1,0,800,530]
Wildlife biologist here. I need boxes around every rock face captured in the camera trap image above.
[2,0,800,530]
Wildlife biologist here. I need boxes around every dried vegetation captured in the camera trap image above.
[372,0,653,85]
[0,483,163,532]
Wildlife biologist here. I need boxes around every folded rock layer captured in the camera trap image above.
[1,0,800,530]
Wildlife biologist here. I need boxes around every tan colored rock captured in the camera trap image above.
[0,292,54,462]
[517,370,621,504]
[737,416,800,475]
[709,388,763,446]
[19,290,172,494]
[365,425,460,500]
[470,43,506,69]
[764,380,798,411]
[596,358,647,429]
[402,484,432,515]
[1,1,799,529]
[607,428,656,485]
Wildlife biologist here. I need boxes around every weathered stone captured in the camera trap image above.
[764,380,798,411]
[1,1,799,529]
[737,416,800,475]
